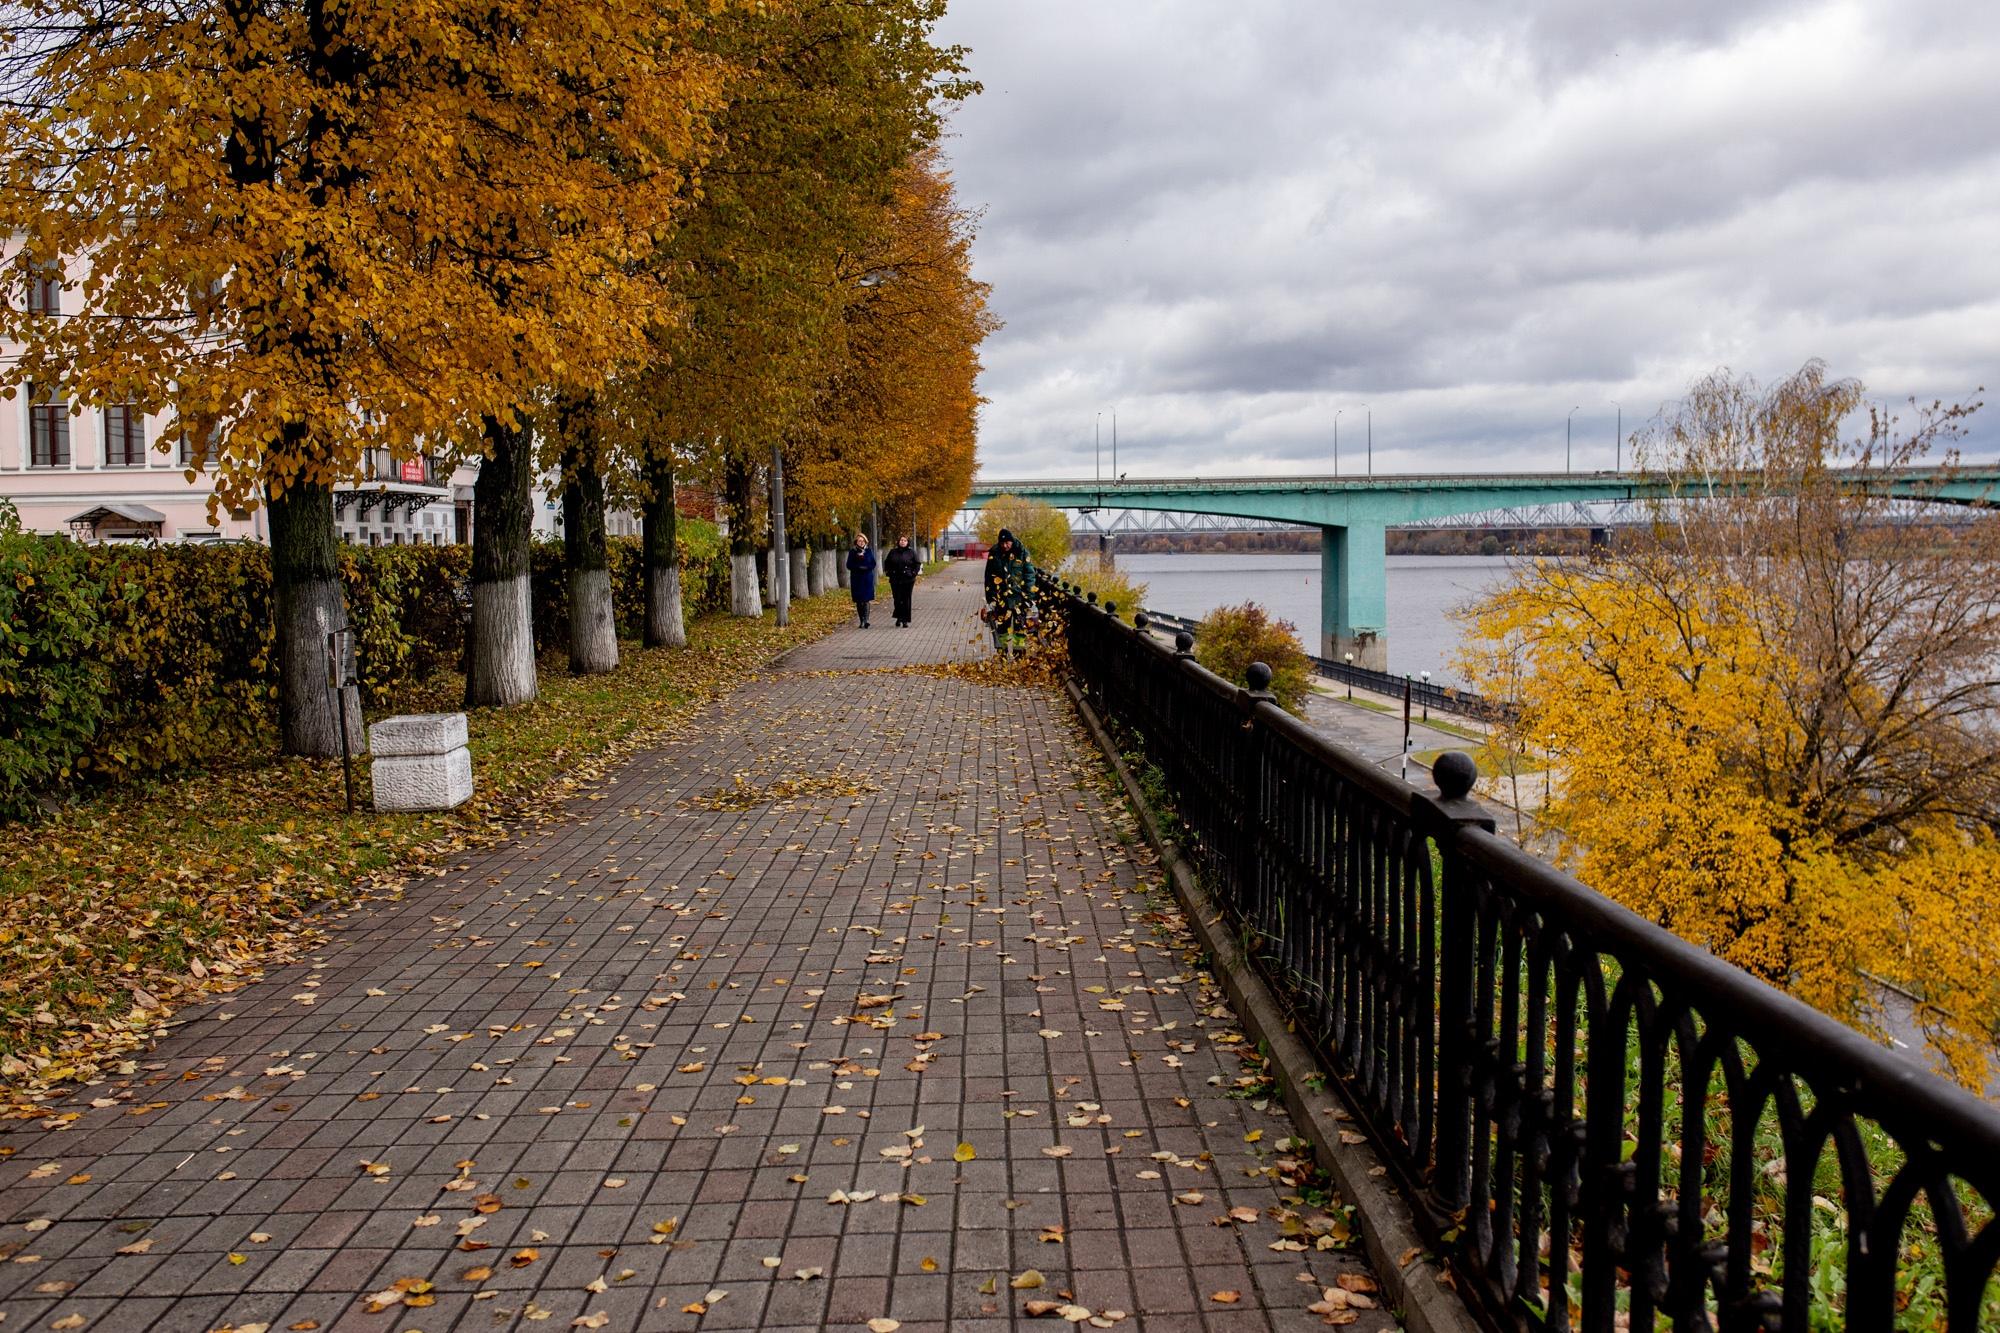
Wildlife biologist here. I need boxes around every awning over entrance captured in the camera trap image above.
[66,502,168,540]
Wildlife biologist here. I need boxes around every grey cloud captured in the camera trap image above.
[937,0,2000,478]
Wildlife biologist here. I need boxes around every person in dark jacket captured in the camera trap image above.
[846,534,878,627]
[884,536,921,627]
[982,528,1035,647]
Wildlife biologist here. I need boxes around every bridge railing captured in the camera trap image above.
[1139,607,1513,723]
[1062,593,2000,1333]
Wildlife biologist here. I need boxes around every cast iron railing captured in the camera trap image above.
[1062,593,2000,1332]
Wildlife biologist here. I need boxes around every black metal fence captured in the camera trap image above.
[1139,606,1511,722]
[1064,593,2000,1332]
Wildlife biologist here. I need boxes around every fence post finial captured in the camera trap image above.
[1174,631,1194,656]
[1425,750,1495,832]
[1245,661,1276,704]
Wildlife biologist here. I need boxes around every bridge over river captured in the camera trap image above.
[968,468,2000,667]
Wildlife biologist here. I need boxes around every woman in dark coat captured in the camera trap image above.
[846,534,878,628]
[884,536,921,627]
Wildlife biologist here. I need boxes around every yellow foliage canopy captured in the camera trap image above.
[1459,362,2000,1088]
[973,495,1069,570]
[0,0,728,506]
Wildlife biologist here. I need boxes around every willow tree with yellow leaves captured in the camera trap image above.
[0,0,726,748]
[1458,362,2000,1085]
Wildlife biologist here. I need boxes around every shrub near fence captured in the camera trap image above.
[0,514,732,820]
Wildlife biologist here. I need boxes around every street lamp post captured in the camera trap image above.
[1566,405,1581,474]
[1344,651,1353,700]
[1420,670,1430,721]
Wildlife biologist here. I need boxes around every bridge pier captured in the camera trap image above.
[1320,522,1387,671]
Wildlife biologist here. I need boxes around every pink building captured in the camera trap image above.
[2,259,636,546]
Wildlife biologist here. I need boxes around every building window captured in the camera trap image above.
[104,405,146,466]
[178,421,220,469]
[24,263,60,317]
[29,385,70,467]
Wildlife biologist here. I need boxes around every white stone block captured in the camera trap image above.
[368,712,468,758]
[372,745,473,812]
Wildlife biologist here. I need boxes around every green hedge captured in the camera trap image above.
[0,510,731,820]
[529,518,730,651]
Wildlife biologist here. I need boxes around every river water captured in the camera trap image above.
[1114,552,1517,686]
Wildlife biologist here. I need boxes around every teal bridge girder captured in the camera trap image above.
[966,468,2000,669]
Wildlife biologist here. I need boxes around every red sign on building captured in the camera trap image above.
[399,458,427,483]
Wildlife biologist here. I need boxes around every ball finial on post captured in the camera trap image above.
[1433,750,1478,801]
[1174,631,1195,656]
[1245,661,1274,694]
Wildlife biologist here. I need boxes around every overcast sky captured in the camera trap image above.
[934,0,2000,481]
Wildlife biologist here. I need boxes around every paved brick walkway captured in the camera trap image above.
[1,564,1390,1332]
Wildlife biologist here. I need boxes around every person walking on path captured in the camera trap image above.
[846,533,879,628]
[982,527,1035,650]
[884,535,921,626]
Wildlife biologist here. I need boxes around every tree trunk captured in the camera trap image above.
[725,455,761,616]
[804,543,824,597]
[268,478,361,758]
[761,549,778,608]
[466,413,538,708]
[790,546,810,598]
[642,452,686,649]
[563,427,618,675]
[770,443,790,627]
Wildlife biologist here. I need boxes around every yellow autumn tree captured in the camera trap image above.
[806,152,994,550]
[1458,362,2000,1086]
[973,495,1070,570]
[617,0,976,625]
[0,1,726,747]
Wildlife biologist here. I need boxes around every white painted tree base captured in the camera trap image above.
[569,566,617,673]
[730,552,762,616]
[648,564,687,648]
[468,575,537,706]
